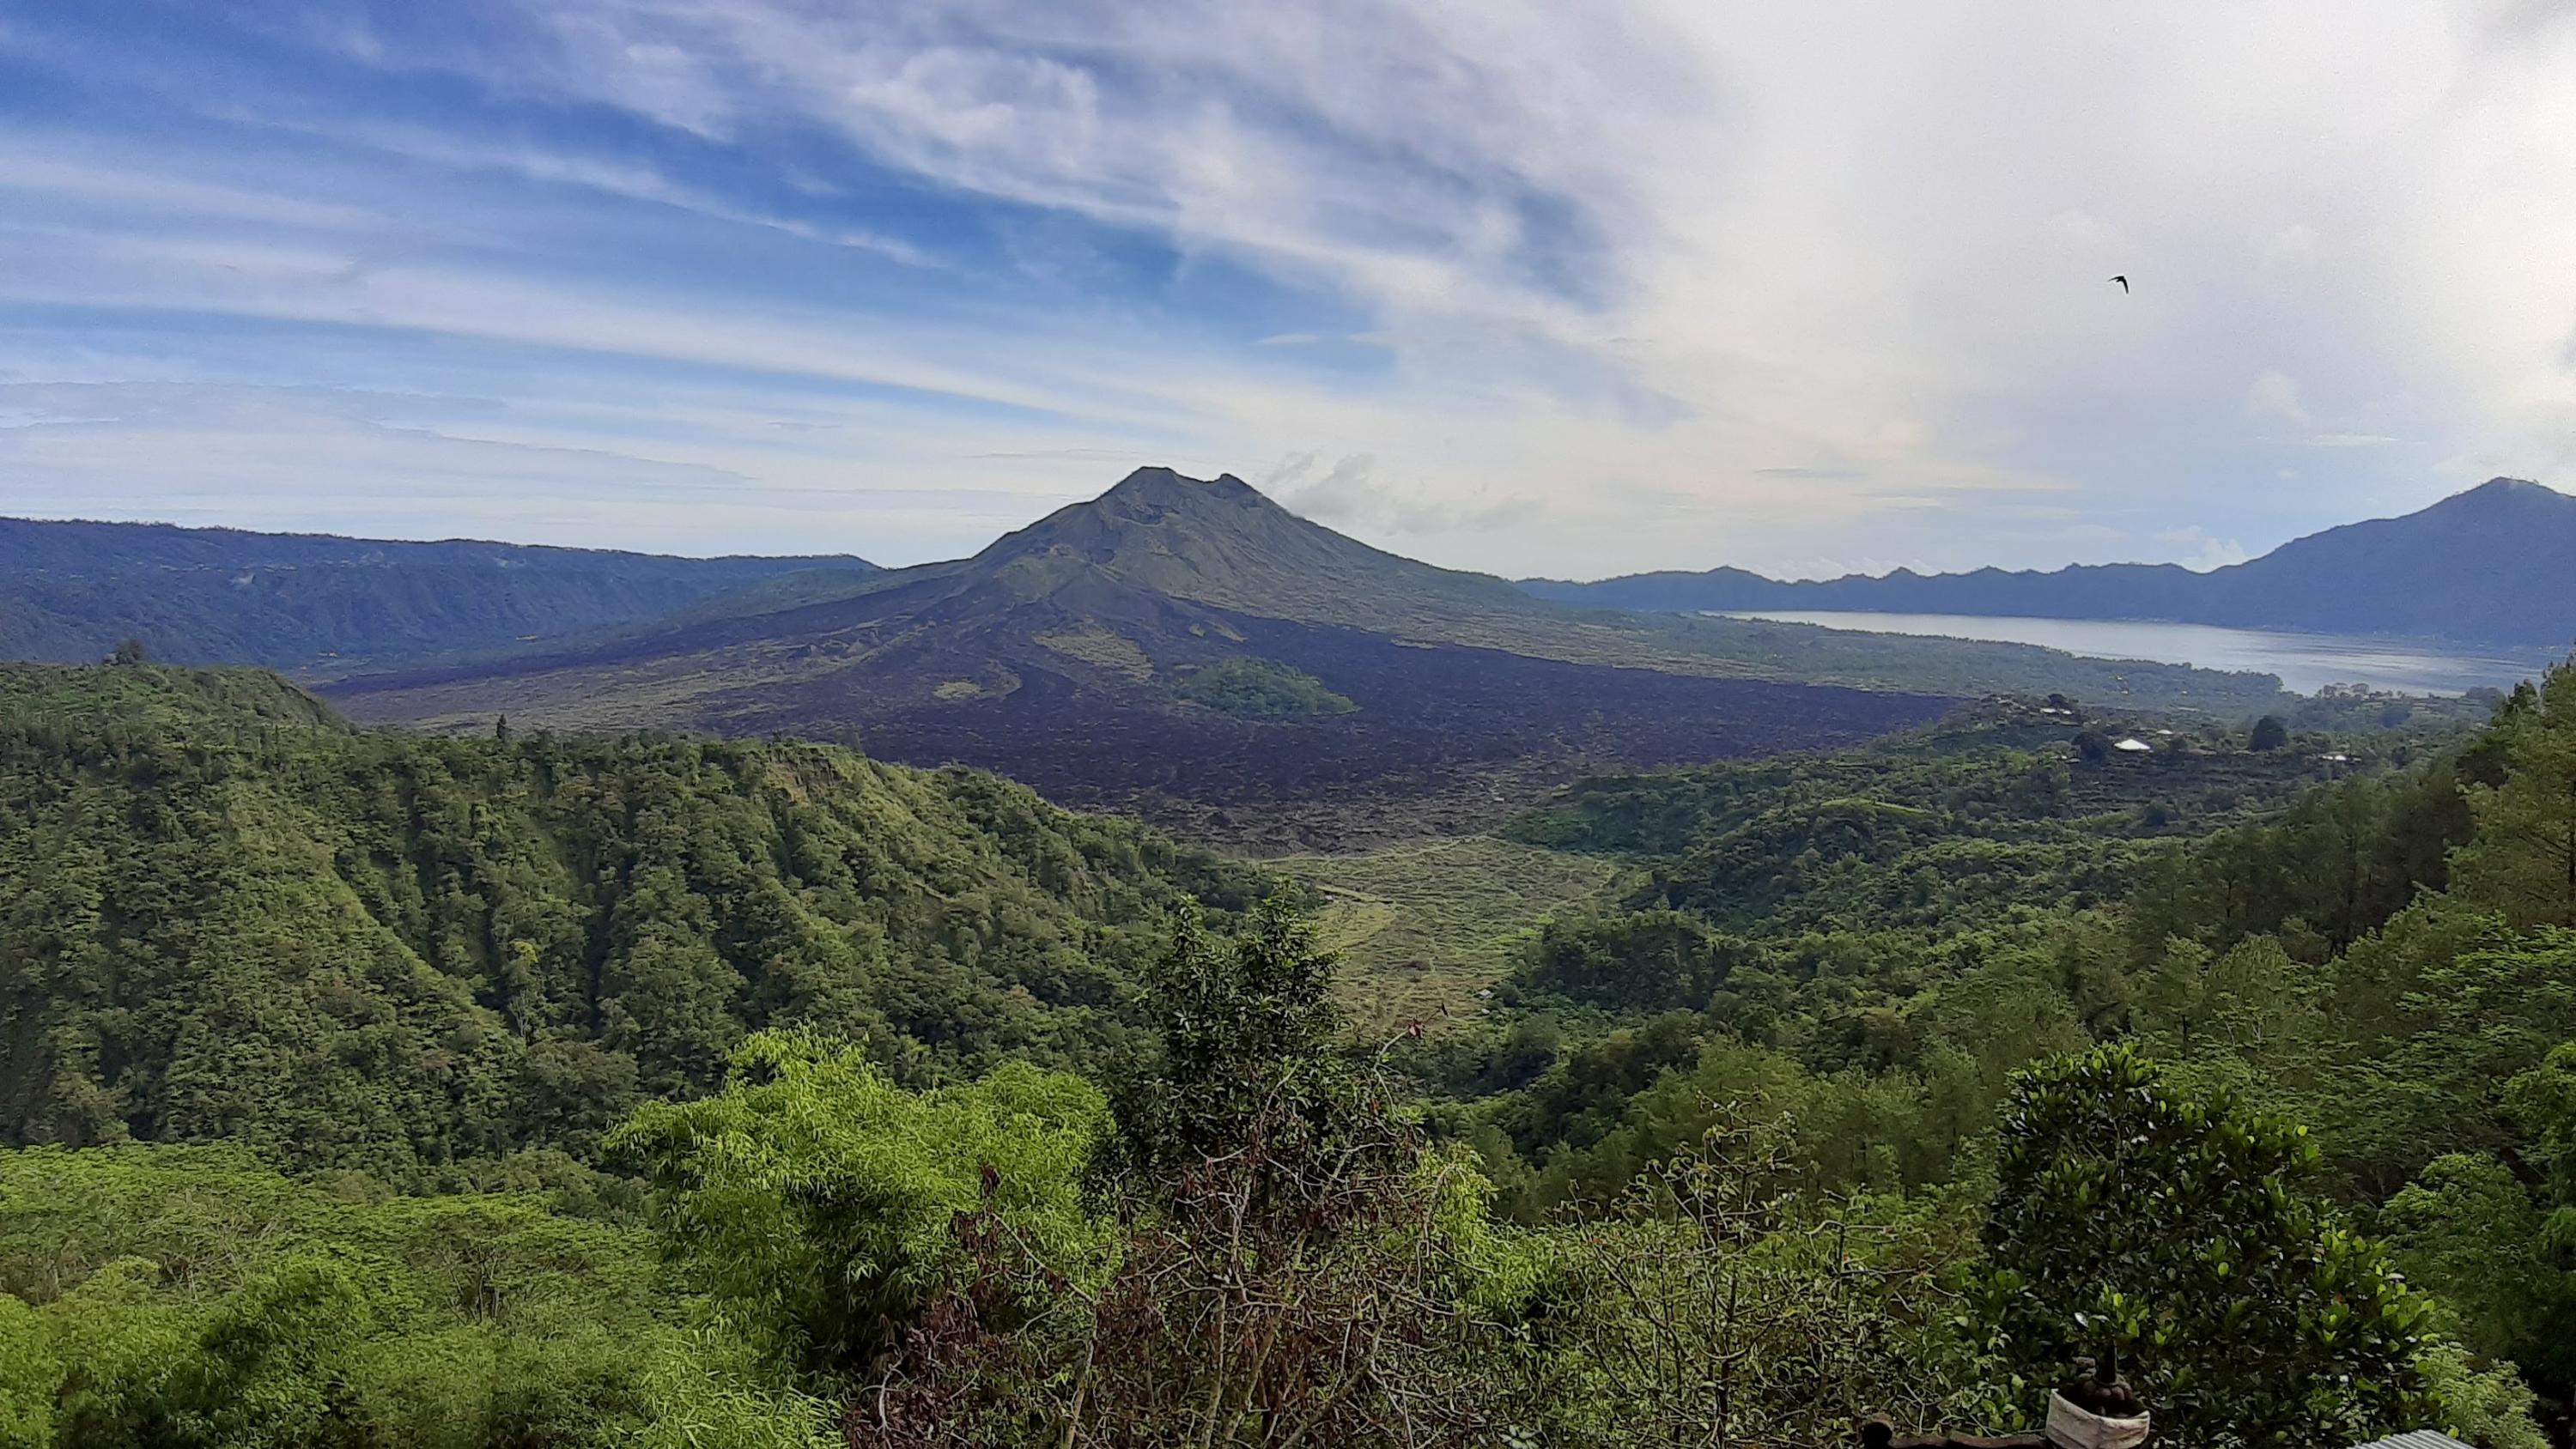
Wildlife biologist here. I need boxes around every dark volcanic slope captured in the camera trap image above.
[1527,477,2576,648]
[717,613,1952,848]
[0,515,873,674]
[325,468,1960,844]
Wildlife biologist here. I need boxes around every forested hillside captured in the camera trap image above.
[4,658,2575,1448]
[1421,694,2480,1202]
[0,516,871,675]
[1420,662,2576,1427]
[0,664,1256,1175]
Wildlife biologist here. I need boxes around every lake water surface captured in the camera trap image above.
[1721,611,2557,696]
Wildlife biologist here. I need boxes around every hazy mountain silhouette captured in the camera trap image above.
[0,516,873,674]
[1525,478,2576,647]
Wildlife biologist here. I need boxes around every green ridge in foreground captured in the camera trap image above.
[0,664,1262,1176]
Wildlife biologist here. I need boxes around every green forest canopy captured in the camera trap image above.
[3,659,2574,1446]
[0,664,1261,1176]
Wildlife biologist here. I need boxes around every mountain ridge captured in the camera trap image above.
[969,466,1561,633]
[0,515,868,573]
[322,467,2275,846]
[0,514,875,675]
[1522,477,2576,646]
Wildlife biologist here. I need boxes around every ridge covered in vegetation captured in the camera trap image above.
[4,658,2575,1447]
[0,664,1256,1177]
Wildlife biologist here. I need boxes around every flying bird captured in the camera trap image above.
[2109,275,2129,293]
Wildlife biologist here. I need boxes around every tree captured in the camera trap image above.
[2477,1042,2576,1397]
[2453,661,2576,927]
[1520,912,1759,1012]
[1980,1046,2440,1447]
[2250,715,2288,753]
[2381,1151,2575,1406]
[1078,902,1483,1446]
[609,1030,1115,1380]
[106,640,147,667]
[1493,1110,1990,1448]
[1106,899,1406,1204]
[0,1294,57,1449]
[100,1252,386,1446]
[848,905,1492,1448]
[2073,730,2111,765]
[0,1141,823,1448]
[0,667,1243,1176]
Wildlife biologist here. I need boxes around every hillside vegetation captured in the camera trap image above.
[1175,657,1357,717]
[3,658,2574,1446]
[1277,834,1631,1029]
[1399,666,2576,1431]
[0,664,1256,1176]
[1433,693,2488,1199]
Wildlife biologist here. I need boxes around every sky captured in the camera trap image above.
[2,2,2573,580]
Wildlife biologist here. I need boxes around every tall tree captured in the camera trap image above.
[1980,1046,2439,1447]
[2455,664,2576,928]
[850,906,1491,1448]
[609,1030,1115,1381]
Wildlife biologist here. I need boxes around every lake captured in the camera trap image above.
[1721,610,2557,696]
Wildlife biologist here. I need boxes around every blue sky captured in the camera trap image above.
[2,1,2572,577]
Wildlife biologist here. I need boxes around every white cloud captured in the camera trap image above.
[2154,524,2252,571]
[486,0,2576,571]
[1272,452,1539,538]
[2246,371,2310,423]
[0,226,1131,423]
[0,382,762,538]
[10,1,2576,578]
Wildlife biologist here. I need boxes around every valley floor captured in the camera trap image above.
[1274,834,1635,1033]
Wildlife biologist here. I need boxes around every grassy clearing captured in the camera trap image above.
[1274,834,1633,1034]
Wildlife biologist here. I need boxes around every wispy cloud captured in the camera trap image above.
[320,125,942,265]
[0,150,385,232]
[2296,433,2406,448]
[0,1,2570,578]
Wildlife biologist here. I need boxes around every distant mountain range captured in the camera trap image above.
[319,468,2276,846]
[0,517,873,674]
[1525,478,2576,648]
